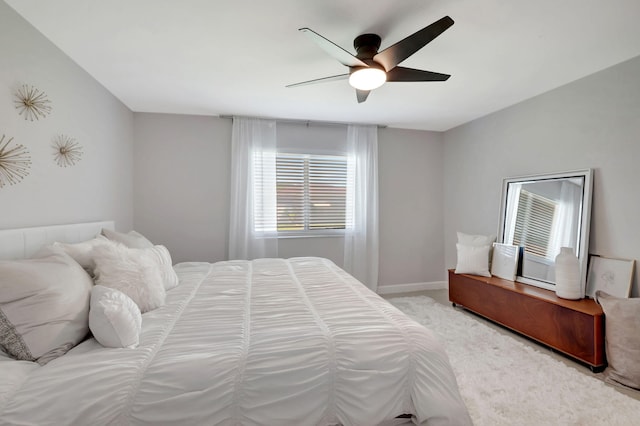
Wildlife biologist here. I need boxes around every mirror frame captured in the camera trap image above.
[497,169,593,293]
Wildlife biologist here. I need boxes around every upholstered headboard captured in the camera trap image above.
[0,220,114,260]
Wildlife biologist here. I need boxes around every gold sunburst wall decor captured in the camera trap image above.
[0,134,31,188]
[14,84,52,121]
[52,134,83,167]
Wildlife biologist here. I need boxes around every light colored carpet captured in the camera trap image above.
[389,295,640,426]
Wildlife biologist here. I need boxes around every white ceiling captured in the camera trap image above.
[6,0,640,131]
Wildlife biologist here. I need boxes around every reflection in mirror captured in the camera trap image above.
[498,169,593,293]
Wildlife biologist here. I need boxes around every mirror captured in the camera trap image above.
[498,169,593,293]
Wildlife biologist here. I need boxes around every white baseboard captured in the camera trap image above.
[377,281,448,295]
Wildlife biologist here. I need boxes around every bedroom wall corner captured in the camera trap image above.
[378,127,445,287]
[0,2,134,231]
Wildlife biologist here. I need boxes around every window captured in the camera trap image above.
[512,189,557,259]
[275,153,348,233]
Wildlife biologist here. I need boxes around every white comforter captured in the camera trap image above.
[0,257,471,425]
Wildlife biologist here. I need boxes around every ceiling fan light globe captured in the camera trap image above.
[348,67,386,91]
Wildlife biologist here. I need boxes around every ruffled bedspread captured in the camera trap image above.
[0,257,471,425]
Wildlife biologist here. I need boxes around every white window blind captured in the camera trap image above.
[275,153,348,232]
[513,189,557,258]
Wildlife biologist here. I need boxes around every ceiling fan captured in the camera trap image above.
[287,16,454,103]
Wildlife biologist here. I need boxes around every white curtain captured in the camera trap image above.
[549,179,581,257]
[344,124,379,291]
[503,183,522,245]
[228,117,278,260]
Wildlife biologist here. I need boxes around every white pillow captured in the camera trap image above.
[89,285,142,349]
[147,245,179,290]
[50,235,110,271]
[455,243,491,277]
[92,242,166,313]
[101,229,154,249]
[0,253,93,364]
[457,232,496,246]
[100,229,178,290]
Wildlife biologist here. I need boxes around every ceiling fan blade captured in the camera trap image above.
[286,73,349,88]
[299,28,368,68]
[373,16,454,72]
[356,89,370,103]
[386,67,450,82]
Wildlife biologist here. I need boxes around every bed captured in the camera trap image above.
[0,221,471,425]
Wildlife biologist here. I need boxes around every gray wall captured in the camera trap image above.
[133,115,445,287]
[0,1,134,230]
[379,128,444,286]
[444,55,640,296]
[133,113,231,263]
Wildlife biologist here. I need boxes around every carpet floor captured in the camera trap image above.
[388,295,640,426]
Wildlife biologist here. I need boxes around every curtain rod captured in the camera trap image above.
[218,115,387,129]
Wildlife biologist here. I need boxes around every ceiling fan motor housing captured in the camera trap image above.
[353,33,382,60]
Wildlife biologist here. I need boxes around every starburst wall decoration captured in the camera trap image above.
[0,134,31,188]
[52,134,83,167]
[14,84,52,121]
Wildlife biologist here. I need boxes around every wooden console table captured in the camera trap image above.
[448,270,605,370]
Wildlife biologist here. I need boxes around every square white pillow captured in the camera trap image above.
[458,231,497,270]
[89,285,142,349]
[455,243,491,277]
[0,253,93,364]
[101,229,154,249]
[92,242,166,313]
